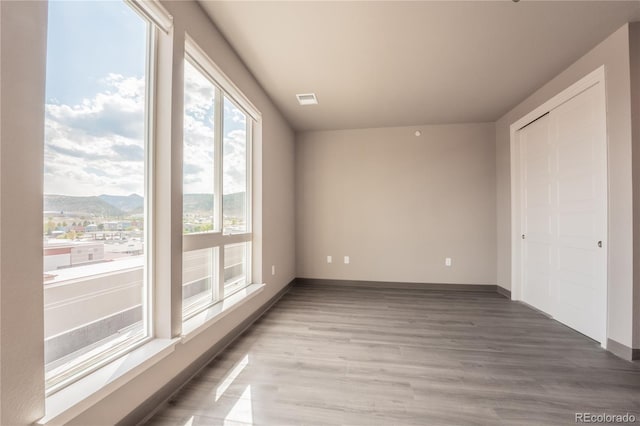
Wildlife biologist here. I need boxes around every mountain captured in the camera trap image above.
[223,192,245,219]
[44,192,245,218]
[99,194,144,213]
[44,195,125,217]
[183,193,245,218]
[183,194,214,214]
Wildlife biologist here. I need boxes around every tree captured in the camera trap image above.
[46,218,55,236]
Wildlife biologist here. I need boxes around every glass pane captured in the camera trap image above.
[183,247,218,317]
[223,96,247,233]
[183,60,216,234]
[224,243,248,297]
[43,0,149,390]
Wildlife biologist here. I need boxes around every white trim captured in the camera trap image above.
[181,283,265,343]
[184,34,261,122]
[246,117,254,236]
[509,65,608,346]
[144,15,157,354]
[214,86,224,232]
[37,338,179,425]
[183,232,252,252]
[125,0,173,34]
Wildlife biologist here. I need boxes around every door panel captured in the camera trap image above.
[521,114,553,314]
[550,84,607,342]
[520,82,607,344]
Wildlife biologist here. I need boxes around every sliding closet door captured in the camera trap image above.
[520,82,607,343]
[549,84,607,343]
[521,114,554,315]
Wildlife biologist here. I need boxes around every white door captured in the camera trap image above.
[520,82,607,344]
[521,114,554,315]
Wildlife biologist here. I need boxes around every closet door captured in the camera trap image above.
[520,82,607,344]
[549,84,607,343]
[521,114,554,315]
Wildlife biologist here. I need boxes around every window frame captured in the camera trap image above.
[43,4,158,396]
[181,35,258,322]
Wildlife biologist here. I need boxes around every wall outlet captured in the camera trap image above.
[271,265,276,276]
[344,256,350,264]
[445,257,452,267]
[327,255,332,264]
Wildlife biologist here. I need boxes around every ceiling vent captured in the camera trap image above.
[296,93,318,106]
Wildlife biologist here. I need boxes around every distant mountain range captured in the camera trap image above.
[44,194,131,217]
[44,193,245,218]
[98,194,144,214]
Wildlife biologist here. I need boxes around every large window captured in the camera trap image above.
[182,40,254,320]
[43,0,154,393]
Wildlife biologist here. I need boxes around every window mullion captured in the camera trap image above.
[214,87,223,233]
[215,89,224,300]
[246,120,253,235]
[217,246,225,302]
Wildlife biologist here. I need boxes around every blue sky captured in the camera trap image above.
[45,0,247,197]
[46,0,146,106]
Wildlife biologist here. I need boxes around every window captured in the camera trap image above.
[43,0,154,394]
[182,38,255,321]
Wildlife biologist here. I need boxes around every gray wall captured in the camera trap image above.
[296,124,496,285]
[495,24,635,347]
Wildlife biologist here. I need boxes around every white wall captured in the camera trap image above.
[0,1,296,424]
[296,124,496,286]
[495,24,635,348]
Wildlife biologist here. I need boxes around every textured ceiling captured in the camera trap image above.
[199,1,640,131]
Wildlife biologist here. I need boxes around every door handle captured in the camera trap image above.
[597,241,602,248]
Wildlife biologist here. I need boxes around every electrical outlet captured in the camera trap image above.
[344,256,350,264]
[327,255,332,264]
[272,265,276,276]
[445,257,452,267]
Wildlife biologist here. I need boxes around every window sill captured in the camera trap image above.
[37,337,179,425]
[181,283,265,343]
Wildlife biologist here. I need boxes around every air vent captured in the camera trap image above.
[296,93,318,106]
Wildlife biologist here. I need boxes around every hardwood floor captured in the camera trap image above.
[145,283,640,425]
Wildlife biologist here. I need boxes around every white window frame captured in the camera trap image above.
[182,35,259,322]
[43,2,158,396]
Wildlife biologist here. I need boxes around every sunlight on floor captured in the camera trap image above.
[215,354,249,402]
[224,385,253,425]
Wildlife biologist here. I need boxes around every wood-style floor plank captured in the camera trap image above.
[145,283,640,425]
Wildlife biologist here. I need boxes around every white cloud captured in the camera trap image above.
[223,129,247,195]
[44,74,145,196]
[183,61,215,195]
[183,62,248,196]
[45,69,249,198]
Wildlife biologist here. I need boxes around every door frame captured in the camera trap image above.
[509,65,608,346]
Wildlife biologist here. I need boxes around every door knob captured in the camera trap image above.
[597,241,602,248]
